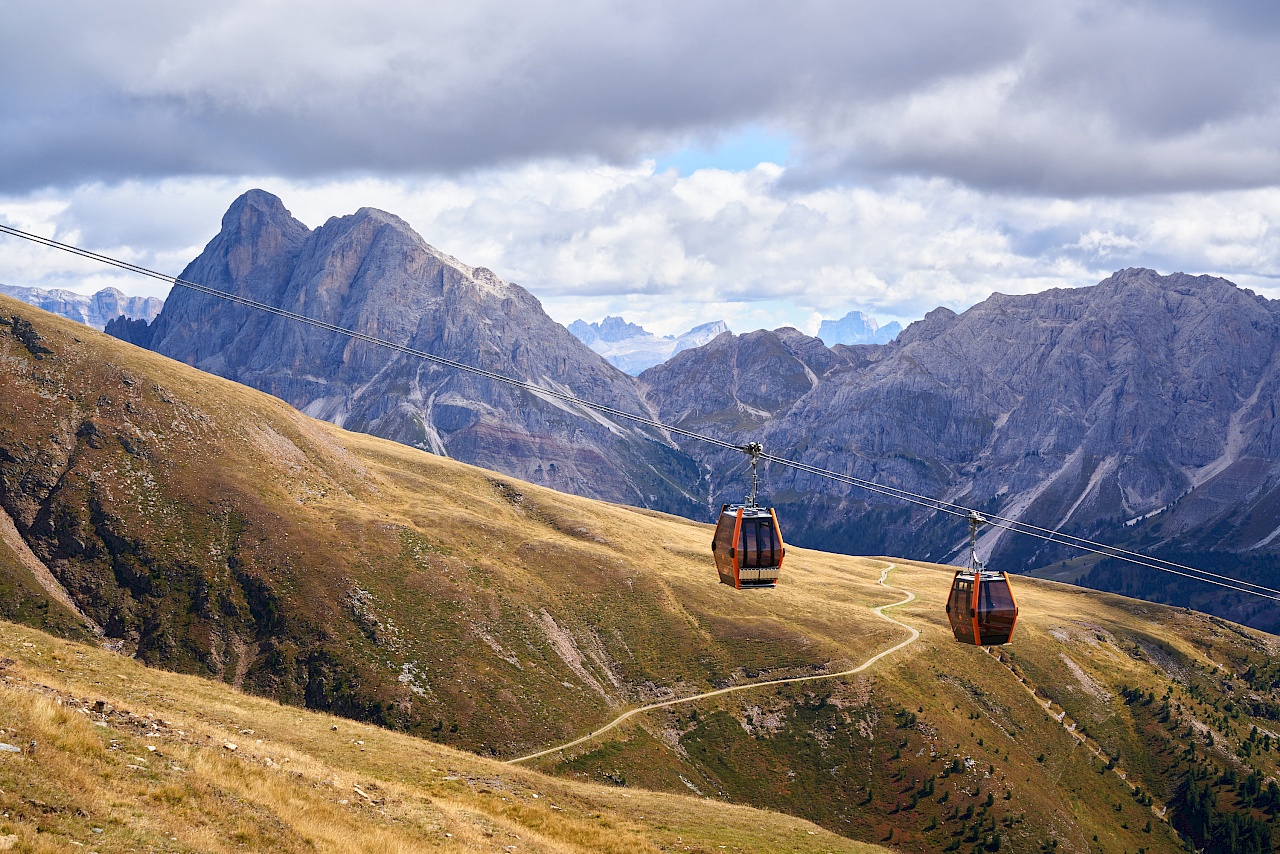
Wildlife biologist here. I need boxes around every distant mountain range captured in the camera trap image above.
[0,283,162,329]
[102,190,1280,631]
[567,309,899,374]
[817,309,901,346]
[568,316,730,374]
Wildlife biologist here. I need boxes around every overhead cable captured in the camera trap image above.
[1,222,1273,602]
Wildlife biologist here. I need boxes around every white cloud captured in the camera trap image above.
[2,165,1279,337]
[3,1,1280,194]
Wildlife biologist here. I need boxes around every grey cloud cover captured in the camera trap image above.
[5,0,1280,195]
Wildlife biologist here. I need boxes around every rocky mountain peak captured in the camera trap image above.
[894,305,957,346]
[597,316,648,342]
[684,320,730,337]
[818,309,902,346]
[112,191,702,517]
[640,325,850,440]
[222,188,302,234]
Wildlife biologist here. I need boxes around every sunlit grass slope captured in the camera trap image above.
[541,559,1280,852]
[0,620,884,853]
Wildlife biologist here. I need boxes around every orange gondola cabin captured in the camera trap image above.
[712,503,785,588]
[946,570,1018,645]
[947,512,1019,645]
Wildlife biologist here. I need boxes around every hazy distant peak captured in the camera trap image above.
[568,315,731,374]
[0,283,164,330]
[817,309,902,346]
[683,319,730,337]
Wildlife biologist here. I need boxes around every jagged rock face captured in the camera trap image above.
[123,190,703,516]
[642,327,848,435]
[567,316,647,346]
[645,270,1280,576]
[0,284,163,330]
[640,327,854,511]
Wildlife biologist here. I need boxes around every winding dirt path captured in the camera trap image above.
[507,562,919,764]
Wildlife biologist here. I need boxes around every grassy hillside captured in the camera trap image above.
[0,619,882,853]
[4,296,1280,852]
[534,560,1280,852]
[0,294,900,756]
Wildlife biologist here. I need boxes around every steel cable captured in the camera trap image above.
[2,222,1275,601]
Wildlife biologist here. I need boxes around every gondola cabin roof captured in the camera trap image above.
[711,504,785,590]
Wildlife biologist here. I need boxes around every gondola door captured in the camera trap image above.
[946,572,976,644]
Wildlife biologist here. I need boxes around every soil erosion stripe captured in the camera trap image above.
[507,562,919,764]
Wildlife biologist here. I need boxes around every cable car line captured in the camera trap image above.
[0,223,742,453]
[1,222,1274,603]
[759,450,1280,597]
[977,516,1280,601]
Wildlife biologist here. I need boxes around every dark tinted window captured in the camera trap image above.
[757,520,774,566]
[741,520,758,567]
[976,577,1017,643]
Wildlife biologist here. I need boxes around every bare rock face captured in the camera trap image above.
[645,269,1280,594]
[120,190,702,516]
[641,326,849,440]
[817,310,901,346]
[640,326,855,511]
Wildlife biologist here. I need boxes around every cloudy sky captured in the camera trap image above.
[2,1,1280,336]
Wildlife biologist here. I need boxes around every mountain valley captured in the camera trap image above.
[5,296,1280,851]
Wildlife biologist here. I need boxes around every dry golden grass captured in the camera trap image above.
[0,618,891,853]
[0,292,911,756]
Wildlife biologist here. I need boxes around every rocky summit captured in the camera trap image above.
[569,315,731,374]
[108,190,702,516]
[817,309,901,346]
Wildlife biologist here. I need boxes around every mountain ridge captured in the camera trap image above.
[644,268,1280,630]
